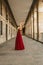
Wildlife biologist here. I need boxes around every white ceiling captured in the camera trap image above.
[8,0,33,26]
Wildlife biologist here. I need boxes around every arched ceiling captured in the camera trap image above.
[8,0,33,26]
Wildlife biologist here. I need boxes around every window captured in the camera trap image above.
[0,21,2,35]
[6,8,8,20]
[31,12,34,38]
[38,1,43,42]
[9,26,10,34]
[34,6,37,40]
[0,0,2,15]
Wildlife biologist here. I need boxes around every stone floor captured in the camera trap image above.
[0,36,43,65]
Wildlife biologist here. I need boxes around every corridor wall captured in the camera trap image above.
[25,0,43,43]
[25,17,32,37]
[0,0,17,44]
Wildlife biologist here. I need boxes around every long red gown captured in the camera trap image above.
[15,29,25,50]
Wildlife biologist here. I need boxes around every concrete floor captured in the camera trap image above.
[0,36,43,65]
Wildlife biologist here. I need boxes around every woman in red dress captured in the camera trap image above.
[15,26,25,50]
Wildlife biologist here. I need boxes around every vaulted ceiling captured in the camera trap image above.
[8,0,33,26]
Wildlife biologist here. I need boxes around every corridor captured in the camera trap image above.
[0,0,43,65]
[0,36,43,65]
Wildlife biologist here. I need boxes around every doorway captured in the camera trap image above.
[6,24,8,40]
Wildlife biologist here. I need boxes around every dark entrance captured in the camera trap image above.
[6,24,8,40]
